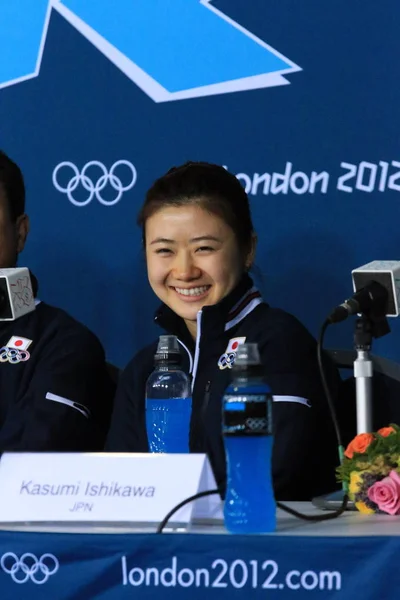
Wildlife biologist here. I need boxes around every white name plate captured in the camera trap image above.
[0,452,222,525]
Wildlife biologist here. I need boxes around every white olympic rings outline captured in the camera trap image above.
[1,552,59,584]
[218,351,236,370]
[52,160,137,206]
[0,347,30,363]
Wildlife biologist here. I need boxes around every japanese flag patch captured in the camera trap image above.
[6,336,32,351]
[225,337,246,354]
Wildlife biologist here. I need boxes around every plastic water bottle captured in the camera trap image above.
[145,335,192,453]
[222,343,276,533]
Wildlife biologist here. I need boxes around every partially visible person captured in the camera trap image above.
[0,150,115,451]
[106,161,340,500]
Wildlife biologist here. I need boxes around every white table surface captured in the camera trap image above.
[0,502,399,536]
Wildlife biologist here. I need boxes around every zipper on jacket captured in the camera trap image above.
[202,380,211,419]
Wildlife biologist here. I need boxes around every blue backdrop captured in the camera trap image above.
[0,0,399,368]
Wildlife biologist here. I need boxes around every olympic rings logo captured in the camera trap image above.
[246,417,268,431]
[0,347,30,364]
[218,351,237,370]
[1,552,59,584]
[52,160,137,206]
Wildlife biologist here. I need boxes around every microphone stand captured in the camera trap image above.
[353,313,390,434]
[353,317,373,433]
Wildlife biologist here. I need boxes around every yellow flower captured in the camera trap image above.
[349,471,363,500]
[355,501,375,515]
[370,463,391,476]
[355,460,371,470]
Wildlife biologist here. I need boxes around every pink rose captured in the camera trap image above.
[368,471,400,515]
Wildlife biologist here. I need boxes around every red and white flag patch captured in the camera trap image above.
[6,336,32,351]
[225,337,246,354]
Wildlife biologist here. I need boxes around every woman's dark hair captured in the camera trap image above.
[138,161,255,254]
[0,150,25,222]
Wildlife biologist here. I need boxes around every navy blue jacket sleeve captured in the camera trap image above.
[1,328,115,451]
[258,314,340,500]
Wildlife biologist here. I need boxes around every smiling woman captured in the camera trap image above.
[106,162,341,501]
[138,162,255,338]
[144,205,246,338]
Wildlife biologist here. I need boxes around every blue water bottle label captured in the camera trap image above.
[223,393,272,436]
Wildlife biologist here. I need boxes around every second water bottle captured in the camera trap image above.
[222,342,276,533]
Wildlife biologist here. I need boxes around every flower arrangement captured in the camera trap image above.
[337,424,400,515]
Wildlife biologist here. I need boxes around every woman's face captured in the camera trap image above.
[145,204,247,336]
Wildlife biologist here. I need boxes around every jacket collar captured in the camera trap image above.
[154,273,264,342]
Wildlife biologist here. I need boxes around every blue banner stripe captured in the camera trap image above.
[0,0,50,84]
[61,0,292,92]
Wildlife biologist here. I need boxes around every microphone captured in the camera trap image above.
[0,268,36,321]
[328,261,400,324]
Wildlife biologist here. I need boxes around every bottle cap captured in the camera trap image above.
[233,343,261,367]
[156,335,180,354]
[155,335,181,364]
